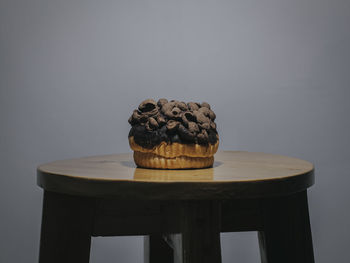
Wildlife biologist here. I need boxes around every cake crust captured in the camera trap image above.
[133,151,214,169]
[130,136,218,169]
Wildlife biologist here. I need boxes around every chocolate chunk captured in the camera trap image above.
[199,122,210,130]
[172,101,188,111]
[131,110,141,121]
[193,110,210,124]
[178,124,196,141]
[177,101,188,111]
[156,115,167,126]
[208,110,216,120]
[182,111,196,125]
[171,107,181,117]
[149,117,159,129]
[137,99,158,117]
[139,114,148,123]
[157,98,168,107]
[147,109,159,117]
[197,129,209,144]
[131,110,148,123]
[187,102,199,111]
[188,122,199,133]
[166,120,179,131]
[208,130,217,144]
[138,99,157,112]
[161,102,176,114]
[164,110,174,119]
[145,121,153,131]
[198,107,210,116]
[201,102,211,109]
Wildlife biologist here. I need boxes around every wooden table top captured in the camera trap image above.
[37,151,314,200]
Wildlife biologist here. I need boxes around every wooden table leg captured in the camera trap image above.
[177,200,222,263]
[39,191,95,263]
[144,234,173,263]
[258,190,315,263]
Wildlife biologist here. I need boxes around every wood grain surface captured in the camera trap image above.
[37,151,314,199]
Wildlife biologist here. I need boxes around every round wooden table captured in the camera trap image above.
[37,151,315,263]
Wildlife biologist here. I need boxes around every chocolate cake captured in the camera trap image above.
[128,99,219,169]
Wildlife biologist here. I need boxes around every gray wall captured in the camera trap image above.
[1,0,349,262]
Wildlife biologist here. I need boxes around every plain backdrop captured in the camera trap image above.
[1,0,350,262]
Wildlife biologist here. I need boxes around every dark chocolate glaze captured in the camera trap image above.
[128,99,218,149]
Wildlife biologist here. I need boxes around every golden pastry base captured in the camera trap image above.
[129,136,219,169]
[133,151,214,169]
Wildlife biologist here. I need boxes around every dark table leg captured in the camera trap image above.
[258,190,315,263]
[144,234,173,263]
[178,200,222,263]
[39,191,95,263]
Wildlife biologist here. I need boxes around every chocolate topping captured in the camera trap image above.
[128,99,218,148]
[201,102,211,109]
[209,110,216,121]
[178,124,196,142]
[157,98,168,107]
[138,99,157,113]
[171,107,182,118]
[156,115,166,126]
[148,117,159,129]
[166,120,179,132]
[193,110,210,124]
[187,102,200,111]
[177,101,188,111]
[199,122,210,130]
[161,102,176,114]
[198,106,209,115]
[197,129,209,144]
[188,122,199,133]
[182,111,196,125]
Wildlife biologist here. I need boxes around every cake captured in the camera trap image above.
[128,99,219,169]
